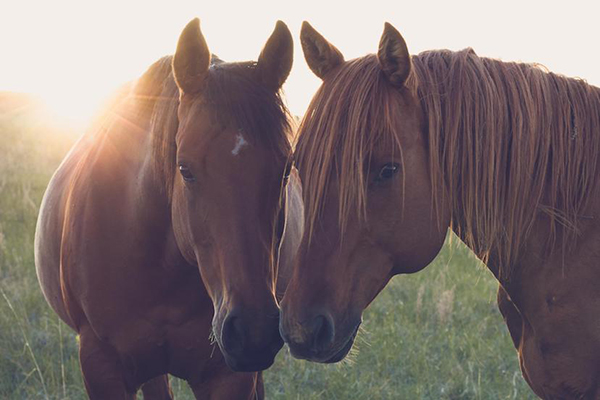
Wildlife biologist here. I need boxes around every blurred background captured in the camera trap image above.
[2,0,600,124]
[2,0,598,398]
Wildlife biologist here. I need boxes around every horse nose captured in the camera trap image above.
[221,312,246,357]
[220,307,284,371]
[309,314,334,353]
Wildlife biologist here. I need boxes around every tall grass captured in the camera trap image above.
[265,243,535,400]
[0,104,536,399]
[0,106,86,399]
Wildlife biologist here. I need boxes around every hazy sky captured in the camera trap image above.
[2,0,599,125]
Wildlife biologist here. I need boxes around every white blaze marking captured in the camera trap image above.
[231,131,248,156]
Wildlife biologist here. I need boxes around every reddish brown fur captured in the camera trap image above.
[147,56,293,198]
[35,20,302,399]
[281,22,600,400]
[296,50,600,280]
[413,49,600,280]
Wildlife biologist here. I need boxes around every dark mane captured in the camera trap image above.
[129,55,292,195]
[296,50,600,279]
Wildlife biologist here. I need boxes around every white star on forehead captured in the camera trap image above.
[231,130,249,156]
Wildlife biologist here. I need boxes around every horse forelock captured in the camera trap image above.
[296,49,600,280]
[295,55,407,242]
[143,55,293,199]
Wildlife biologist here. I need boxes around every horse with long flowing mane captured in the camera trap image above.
[280,22,600,399]
[35,19,303,399]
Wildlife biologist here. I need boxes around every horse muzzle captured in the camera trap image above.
[217,307,284,372]
[279,311,361,363]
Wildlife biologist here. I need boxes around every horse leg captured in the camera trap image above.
[189,370,261,400]
[79,325,136,400]
[255,372,265,400]
[141,375,174,400]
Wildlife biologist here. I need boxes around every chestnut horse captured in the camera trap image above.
[35,19,303,399]
[280,22,600,399]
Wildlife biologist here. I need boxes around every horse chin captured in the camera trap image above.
[322,333,356,363]
[321,324,360,363]
[287,323,360,364]
[217,328,284,372]
[222,346,280,372]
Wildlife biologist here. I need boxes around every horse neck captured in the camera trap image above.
[416,50,600,281]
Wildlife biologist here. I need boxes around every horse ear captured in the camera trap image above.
[377,22,411,87]
[257,21,293,91]
[173,18,211,94]
[300,21,344,80]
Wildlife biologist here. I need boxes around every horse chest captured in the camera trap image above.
[90,269,219,380]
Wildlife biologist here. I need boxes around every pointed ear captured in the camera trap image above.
[377,22,411,87]
[257,21,293,91]
[300,21,344,80]
[173,18,211,94]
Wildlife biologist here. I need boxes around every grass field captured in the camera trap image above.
[0,97,537,399]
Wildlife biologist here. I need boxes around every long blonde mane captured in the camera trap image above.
[296,49,600,279]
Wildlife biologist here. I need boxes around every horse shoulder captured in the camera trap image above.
[502,201,600,398]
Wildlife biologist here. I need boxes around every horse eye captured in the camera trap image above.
[178,164,195,182]
[376,163,399,182]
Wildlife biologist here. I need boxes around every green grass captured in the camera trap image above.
[0,103,536,399]
[265,244,534,400]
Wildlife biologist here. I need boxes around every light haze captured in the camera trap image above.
[1,0,599,125]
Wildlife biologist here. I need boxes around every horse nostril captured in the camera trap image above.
[222,314,246,356]
[309,314,334,353]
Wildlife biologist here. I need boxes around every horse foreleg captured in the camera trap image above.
[189,369,262,400]
[255,372,265,400]
[141,375,174,400]
[79,325,136,400]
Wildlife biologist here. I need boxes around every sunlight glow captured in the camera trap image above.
[39,88,105,129]
[1,0,599,127]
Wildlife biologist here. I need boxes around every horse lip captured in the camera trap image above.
[287,321,360,363]
[223,350,279,372]
[225,357,276,372]
[321,323,360,363]
[221,335,284,372]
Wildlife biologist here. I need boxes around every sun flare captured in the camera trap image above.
[39,85,117,129]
